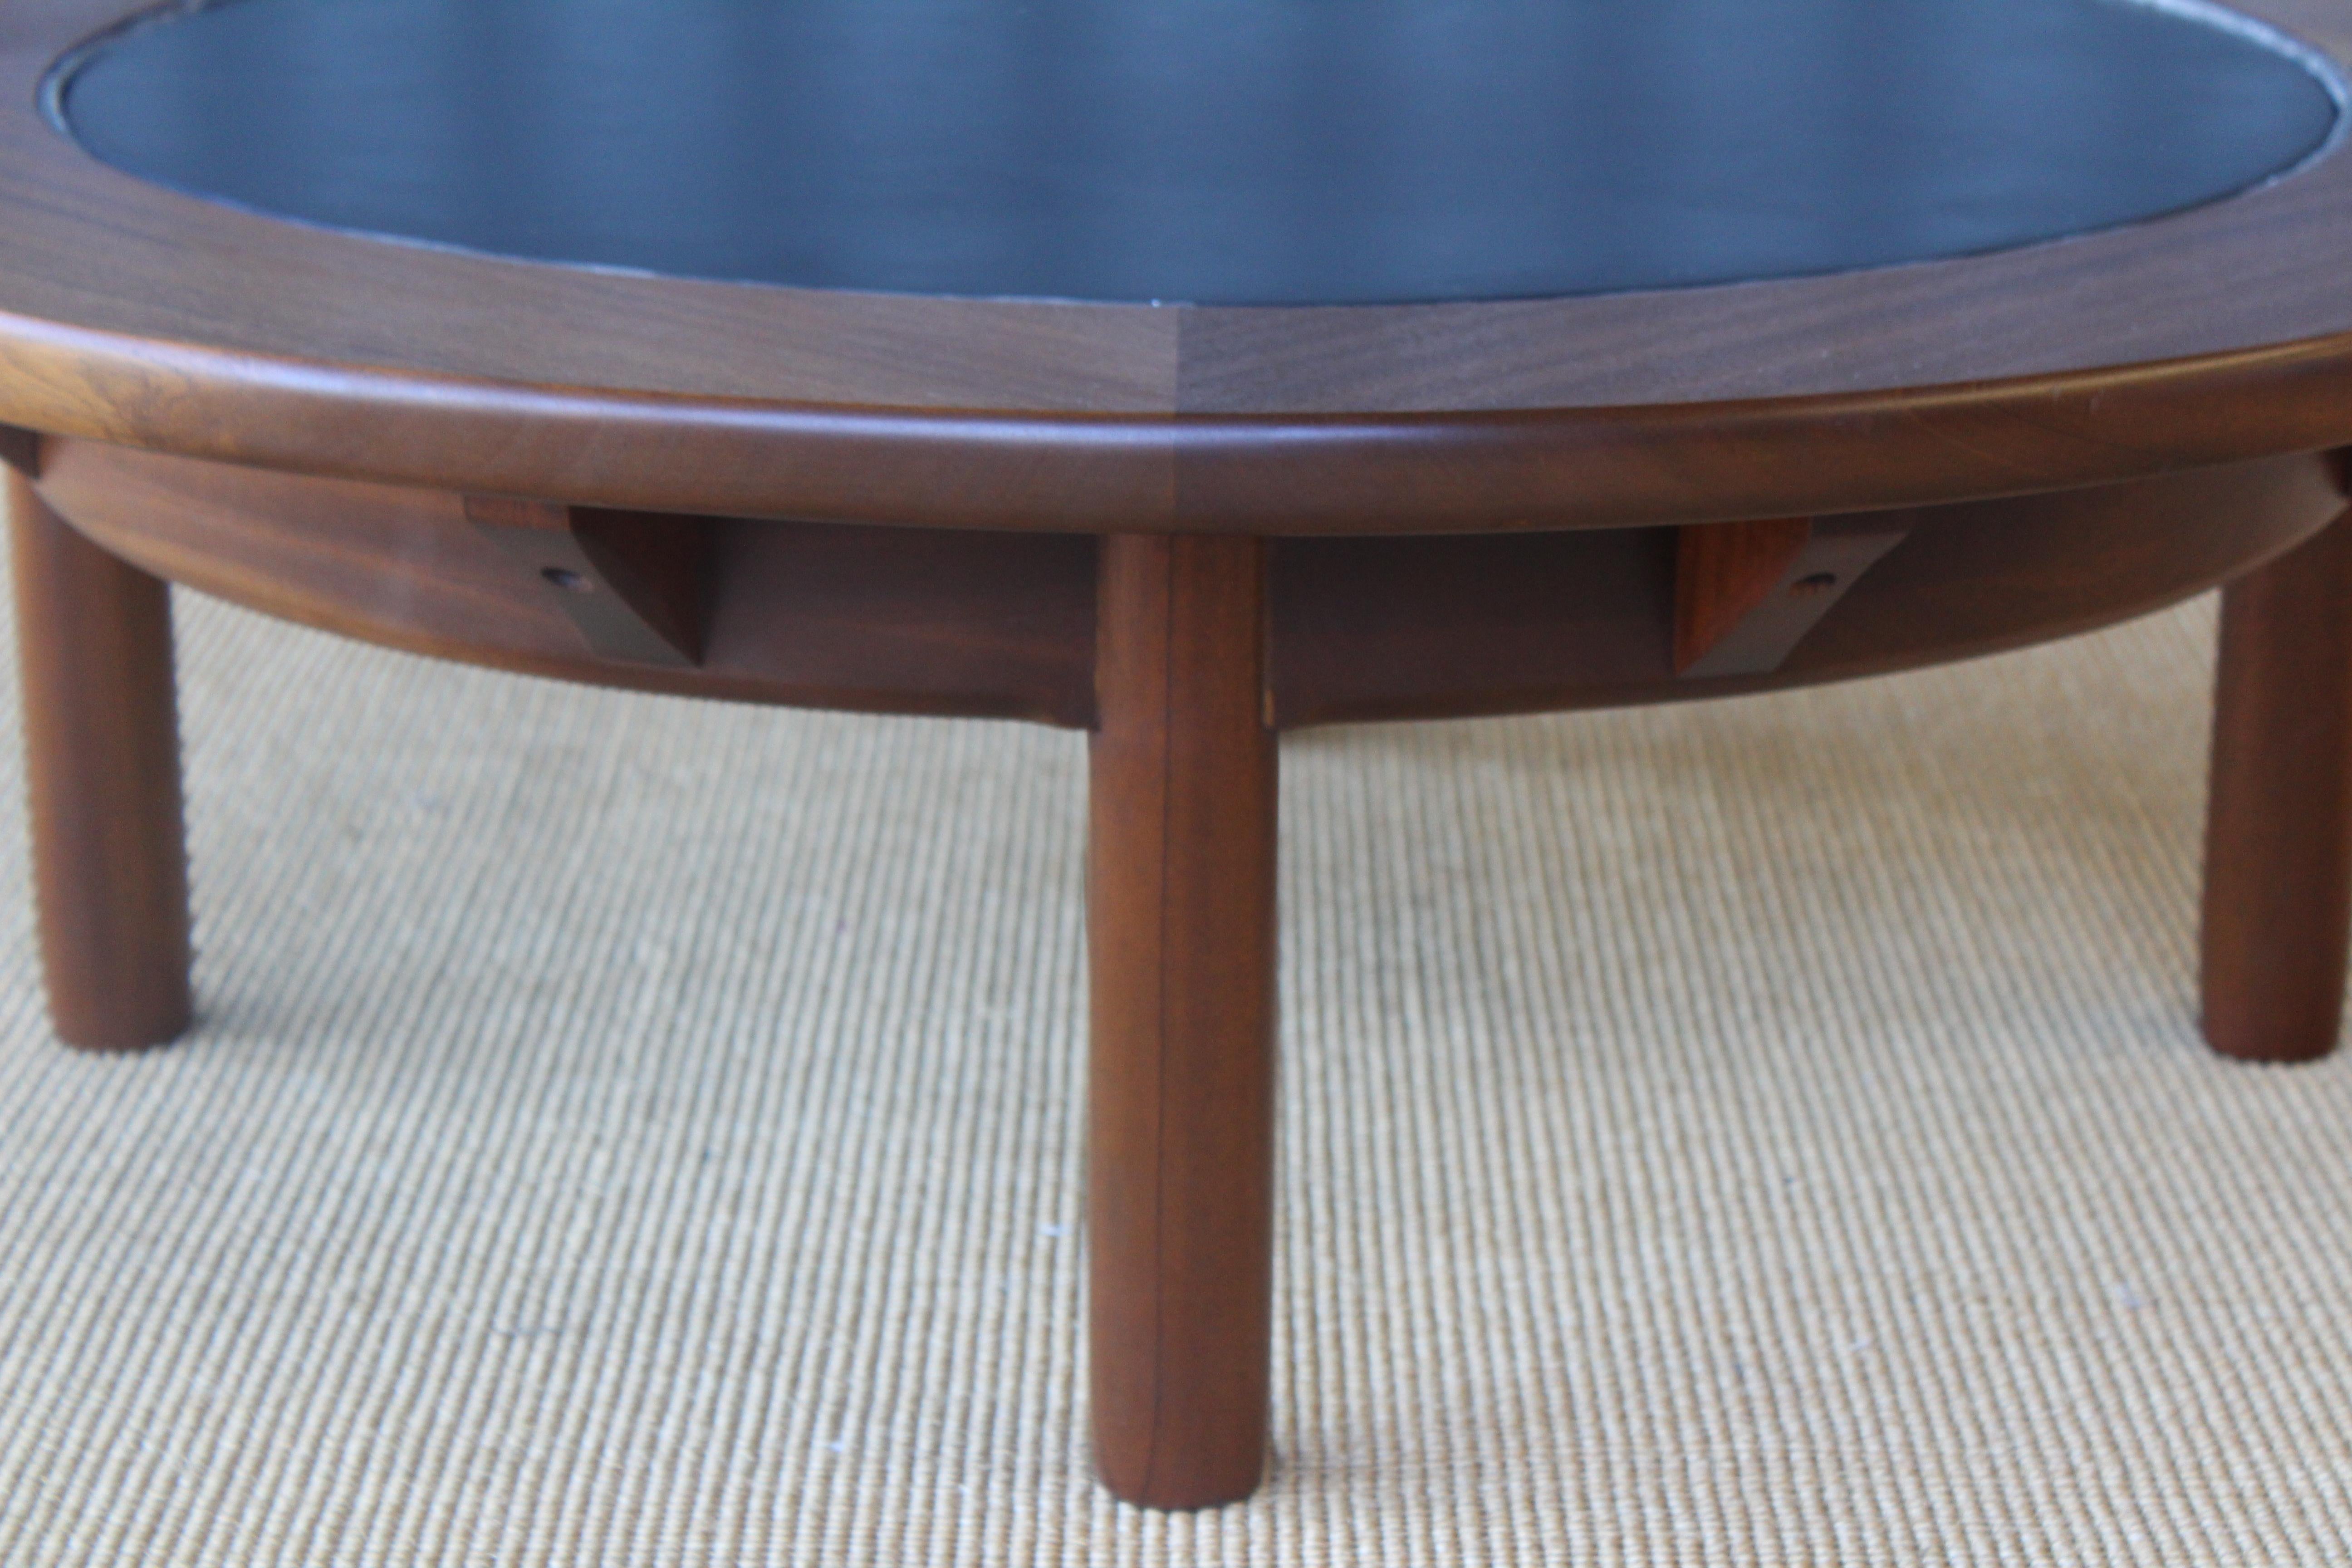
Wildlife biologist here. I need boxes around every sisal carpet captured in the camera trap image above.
[1,562,2348,1566]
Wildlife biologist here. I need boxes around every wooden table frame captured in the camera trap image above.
[9,0,2352,1510]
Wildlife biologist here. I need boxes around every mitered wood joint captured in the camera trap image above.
[0,424,41,478]
[467,496,711,667]
[1674,515,1908,677]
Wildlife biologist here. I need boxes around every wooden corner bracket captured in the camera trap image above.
[467,496,712,668]
[1673,515,1909,678]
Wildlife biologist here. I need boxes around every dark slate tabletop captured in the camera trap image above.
[55,0,2343,305]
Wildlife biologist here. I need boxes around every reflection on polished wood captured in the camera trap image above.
[1088,534,1277,1510]
[8,471,190,1051]
[10,0,2352,1513]
[2204,501,2352,1063]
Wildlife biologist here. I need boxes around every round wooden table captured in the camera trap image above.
[8,0,2352,1510]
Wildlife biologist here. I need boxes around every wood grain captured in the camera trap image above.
[1088,534,1276,1509]
[1674,517,1813,673]
[7,469,190,1049]
[34,444,2346,734]
[1676,518,1911,679]
[35,441,1098,727]
[3,0,2350,1517]
[1271,453,2344,728]
[468,497,712,668]
[2202,505,2352,1062]
[0,0,2349,531]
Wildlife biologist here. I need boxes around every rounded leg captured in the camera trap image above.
[2201,510,2352,1063]
[9,470,192,1049]
[1088,534,1277,1509]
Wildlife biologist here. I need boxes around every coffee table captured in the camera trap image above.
[7,0,2352,1511]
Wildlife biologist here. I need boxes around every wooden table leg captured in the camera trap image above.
[1088,533,1277,1509]
[2202,509,2352,1063]
[8,470,192,1050]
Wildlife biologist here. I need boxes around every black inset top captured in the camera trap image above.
[55,0,2343,304]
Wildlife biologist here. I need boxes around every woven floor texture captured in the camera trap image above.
[2,565,2350,1567]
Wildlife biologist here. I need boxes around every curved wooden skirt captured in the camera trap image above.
[27,438,2347,730]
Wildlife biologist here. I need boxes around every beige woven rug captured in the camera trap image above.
[2,559,2349,1566]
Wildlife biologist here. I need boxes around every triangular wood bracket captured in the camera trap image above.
[467,495,712,668]
[1674,515,1908,678]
